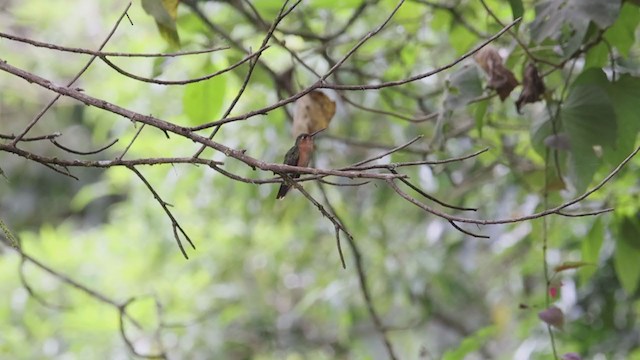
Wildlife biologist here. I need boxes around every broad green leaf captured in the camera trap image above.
[183,60,227,125]
[142,0,180,48]
[442,326,497,360]
[603,75,640,165]
[443,65,483,111]
[530,0,620,54]
[604,3,640,57]
[561,75,616,192]
[577,0,622,28]
[571,67,610,88]
[620,217,640,250]
[312,0,361,9]
[580,218,603,283]
[584,42,609,69]
[450,24,477,56]
[530,103,561,156]
[508,0,524,20]
[530,0,587,50]
[614,230,640,295]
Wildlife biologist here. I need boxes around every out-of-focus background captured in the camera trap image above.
[1,0,640,359]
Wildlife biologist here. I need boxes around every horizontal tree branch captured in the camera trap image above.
[0,60,404,182]
[0,30,229,57]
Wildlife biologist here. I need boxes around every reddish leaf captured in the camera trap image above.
[538,306,564,330]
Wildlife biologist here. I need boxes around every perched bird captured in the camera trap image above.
[276,128,324,199]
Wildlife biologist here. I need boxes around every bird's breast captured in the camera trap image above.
[296,141,314,167]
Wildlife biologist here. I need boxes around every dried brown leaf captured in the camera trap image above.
[474,46,518,101]
[292,90,336,137]
[516,63,546,113]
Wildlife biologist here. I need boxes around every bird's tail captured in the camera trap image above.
[276,184,290,199]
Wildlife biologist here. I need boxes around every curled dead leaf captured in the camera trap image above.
[292,90,336,138]
[474,46,518,101]
[516,63,546,113]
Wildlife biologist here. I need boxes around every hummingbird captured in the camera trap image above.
[276,128,325,199]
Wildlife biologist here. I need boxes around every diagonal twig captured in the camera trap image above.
[9,2,133,145]
[127,166,195,259]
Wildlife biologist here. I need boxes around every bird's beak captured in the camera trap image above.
[309,128,326,137]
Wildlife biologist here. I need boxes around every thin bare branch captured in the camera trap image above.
[321,17,521,91]
[0,30,228,57]
[314,182,398,360]
[0,132,61,142]
[9,2,133,145]
[386,144,640,225]
[51,138,119,155]
[99,46,269,85]
[0,61,403,182]
[128,166,196,259]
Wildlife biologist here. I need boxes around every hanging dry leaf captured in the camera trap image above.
[291,90,336,138]
[474,46,518,101]
[516,63,546,113]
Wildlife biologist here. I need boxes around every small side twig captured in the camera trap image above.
[127,166,195,259]
[9,2,133,145]
[119,297,168,359]
[281,173,348,269]
[116,124,146,161]
[51,138,119,155]
[99,46,268,86]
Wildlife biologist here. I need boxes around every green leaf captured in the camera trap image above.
[508,0,524,20]
[580,218,603,283]
[472,100,489,138]
[309,0,361,9]
[620,217,640,250]
[584,42,609,69]
[561,74,617,192]
[530,103,561,156]
[450,24,477,56]
[603,75,640,165]
[443,65,483,111]
[604,3,640,57]
[614,224,640,295]
[142,0,180,48]
[577,0,622,28]
[183,60,227,125]
[442,326,497,360]
[530,0,621,54]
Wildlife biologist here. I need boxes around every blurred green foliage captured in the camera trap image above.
[1,0,640,359]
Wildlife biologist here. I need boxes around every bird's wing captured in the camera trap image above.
[283,146,299,165]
